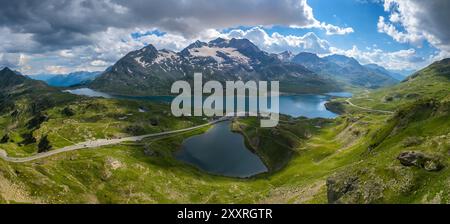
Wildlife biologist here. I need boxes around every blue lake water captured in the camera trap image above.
[66,88,352,177]
[66,88,351,119]
[175,121,268,178]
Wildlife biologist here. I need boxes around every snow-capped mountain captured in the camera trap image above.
[90,38,340,96]
[277,51,295,62]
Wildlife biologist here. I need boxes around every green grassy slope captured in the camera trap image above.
[0,59,449,204]
[350,58,450,111]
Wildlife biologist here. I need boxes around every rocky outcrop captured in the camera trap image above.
[326,175,359,204]
[397,151,444,172]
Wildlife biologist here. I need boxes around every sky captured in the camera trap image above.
[0,0,449,75]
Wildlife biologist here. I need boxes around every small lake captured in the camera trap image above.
[175,120,268,178]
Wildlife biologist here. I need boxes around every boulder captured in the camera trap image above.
[397,151,444,171]
[326,175,358,204]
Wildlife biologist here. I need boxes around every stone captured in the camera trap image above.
[326,175,358,204]
[397,151,444,172]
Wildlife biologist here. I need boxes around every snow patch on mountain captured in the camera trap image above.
[188,46,250,64]
[134,56,150,68]
[154,50,179,64]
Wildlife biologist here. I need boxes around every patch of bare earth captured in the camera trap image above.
[0,174,42,204]
[260,180,325,204]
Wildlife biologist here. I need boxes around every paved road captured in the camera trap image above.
[0,118,229,163]
[345,99,394,114]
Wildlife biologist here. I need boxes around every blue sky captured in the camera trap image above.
[255,0,437,67]
[0,0,448,74]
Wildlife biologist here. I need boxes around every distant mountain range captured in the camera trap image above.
[291,52,401,88]
[29,71,102,87]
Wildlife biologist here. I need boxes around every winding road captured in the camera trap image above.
[0,118,229,163]
[345,99,394,114]
[344,90,394,114]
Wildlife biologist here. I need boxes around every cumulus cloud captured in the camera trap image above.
[0,0,352,52]
[329,45,434,70]
[0,0,357,74]
[378,0,450,54]
[318,23,354,35]
[222,27,331,54]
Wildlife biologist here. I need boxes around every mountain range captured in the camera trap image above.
[291,52,401,88]
[6,38,403,96]
[89,38,345,96]
[29,71,101,87]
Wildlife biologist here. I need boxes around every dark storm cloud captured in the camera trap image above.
[0,0,128,49]
[0,0,318,51]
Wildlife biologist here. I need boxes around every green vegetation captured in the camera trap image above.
[0,59,449,204]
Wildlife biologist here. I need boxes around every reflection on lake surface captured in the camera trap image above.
[65,88,113,99]
[175,121,268,178]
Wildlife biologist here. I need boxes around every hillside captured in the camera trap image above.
[349,58,450,111]
[0,67,204,158]
[291,53,399,88]
[89,38,341,96]
[0,67,76,114]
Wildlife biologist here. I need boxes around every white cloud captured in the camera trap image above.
[319,22,354,35]
[377,16,422,45]
[45,65,70,74]
[328,45,433,70]
[378,0,450,54]
[222,27,332,54]
[0,0,353,52]
[1,1,356,74]
[90,60,109,67]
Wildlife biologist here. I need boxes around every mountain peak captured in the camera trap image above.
[292,52,321,64]
[141,44,158,53]
[0,66,32,89]
[297,52,319,57]
[186,40,208,49]
[0,67,13,73]
[278,51,295,62]
[324,54,361,67]
[228,38,262,55]
[280,50,293,55]
[209,37,229,47]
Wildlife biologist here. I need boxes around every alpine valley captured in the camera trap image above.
[0,36,449,204]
